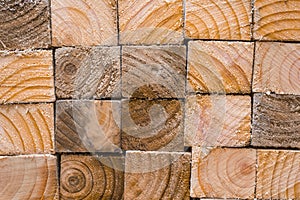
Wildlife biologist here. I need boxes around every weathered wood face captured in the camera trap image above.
[55,47,121,99]
[0,0,51,50]
[252,93,300,148]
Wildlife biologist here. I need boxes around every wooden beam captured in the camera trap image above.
[185,95,251,147]
[124,151,191,200]
[252,93,300,148]
[121,99,184,151]
[185,0,251,40]
[257,150,300,199]
[254,0,300,41]
[0,155,58,199]
[191,147,256,198]
[0,0,51,50]
[0,103,54,155]
[60,154,124,200]
[0,50,55,103]
[187,41,253,94]
[55,46,121,99]
[122,46,186,98]
[119,0,183,44]
[56,100,121,152]
[253,42,300,95]
[51,0,117,46]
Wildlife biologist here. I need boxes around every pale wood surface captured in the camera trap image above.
[185,0,251,40]
[56,100,121,152]
[191,147,256,198]
[0,103,54,155]
[187,41,253,94]
[119,0,183,44]
[185,95,251,147]
[253,42,300,95]
[0,0,51,50]
[55,46,121,99]
[254,0,300,41]
[121,99,184,151]
[61,155,124,200]
[252,93,300,148]
[257,150,300,199]
[122,46,186,98]
[51,0,117,46]
[0,155,58,199]
[124,151,191,200]
[0,50,55,103]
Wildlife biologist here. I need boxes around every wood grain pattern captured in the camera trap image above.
[191,147,256,198]
[0,50,54,103]
[125,151,191,200]
[253,42,300,95]
[119,0,183,44]
[187,41,253,94]
[51,0,117,46]
[55,47,120,99]
[0,103,54,155]
[185,95,251,147]
[122,46,186,98]
[0,0,51,50]
[257,150,300,199]
[122,99,184,151]
[0,155,58,199]
[185,0,251,40]
[61,155,124,200]
[56,100,121,152]
[254,0,300,41]
[252,93,300,148]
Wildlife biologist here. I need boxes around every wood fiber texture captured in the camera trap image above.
[122,46,186,98]
[124,151,191,200]
[0,0,51,50]
[187,41,253,94]
[253,42,300,95]
[254,0,300,41]
[185,0,251,40]
[0,103,54,155]
[51,0,117,46]
[121,99,184,151]
[185,95,251,147]
[60,155,124,200]
[55,46,121,99]
[119,0,183,44]
[56,100,121,152]
[0,155,58,199]
[191,147,256,198]
[257,150,300,199]
[0,50,55,103]
[252,93,300,148]
[1,0,300,199]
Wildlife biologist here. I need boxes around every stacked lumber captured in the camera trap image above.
[0,0,300,199]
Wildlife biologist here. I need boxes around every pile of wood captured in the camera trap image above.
[0,0,299,199]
